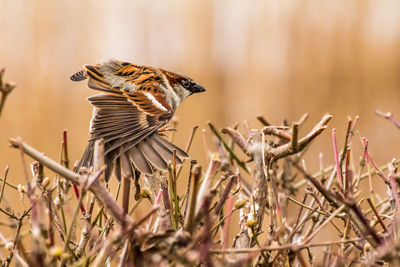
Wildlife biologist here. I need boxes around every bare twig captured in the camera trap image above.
[257,115,271,126]
[0,166,9,204]
[209,121,249,173]
[291,123,299,151]
[213,175,238,216]
[366,198,389,233]
[332,129,343,188]
[196,154,220,215]
[1,210,29,267]
[262,126,291,141]
[0,68,16,118]
[176,126,199,180]
[184,164,201,233]
[375,110,400,129]
[8,137,134,227]
[270,114,332,160]
[211,237,369,253]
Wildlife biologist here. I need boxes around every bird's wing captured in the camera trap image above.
[76,93,188,181]
[72,59,189,180]
[71,59,173,117]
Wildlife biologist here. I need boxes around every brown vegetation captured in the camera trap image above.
[1,75,400,265]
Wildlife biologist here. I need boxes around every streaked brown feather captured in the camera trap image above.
[73,59,195,181]
[128,91,171,116]
[77,59,173,116]
[70,70,87,81]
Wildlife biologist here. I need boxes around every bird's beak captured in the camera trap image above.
[191,83,206,94]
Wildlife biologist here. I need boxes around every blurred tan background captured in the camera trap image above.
[1,0,400,247]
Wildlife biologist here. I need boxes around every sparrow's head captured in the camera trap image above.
[162,70,206,101]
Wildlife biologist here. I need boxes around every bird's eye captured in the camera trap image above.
[182,80,191,89]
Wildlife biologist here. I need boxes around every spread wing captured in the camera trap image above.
[77,93,188,181]
[71,59,173,117]
[71,60,188,181]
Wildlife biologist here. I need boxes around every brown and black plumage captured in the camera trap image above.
[71,59,205,181]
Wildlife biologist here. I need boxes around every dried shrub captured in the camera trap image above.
[1,72,400,266]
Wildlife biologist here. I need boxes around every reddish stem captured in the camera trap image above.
[332,129,342,188]
[63,130,86,214]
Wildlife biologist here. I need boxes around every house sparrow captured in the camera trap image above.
[71,59,205,181]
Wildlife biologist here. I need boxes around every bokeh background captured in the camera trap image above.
[1,0,400,258]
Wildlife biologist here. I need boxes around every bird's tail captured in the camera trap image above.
[75,134,189,182]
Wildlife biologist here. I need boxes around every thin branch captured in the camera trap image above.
[0,166,9,204]
[211,237,369,253]
[375,110,400,129]
[184,164,201,233]
[8,137,134,227]
[209,122,249,173]
[257,115,271,126]
[366,198,388,233]
[270,114,332,160]
[304,204,346,243]
[0,68,16,118]
[213,175,238,216]
[332,129,343,188]
[291,123,299,151]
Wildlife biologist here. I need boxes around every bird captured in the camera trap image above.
[70,59,205,181]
